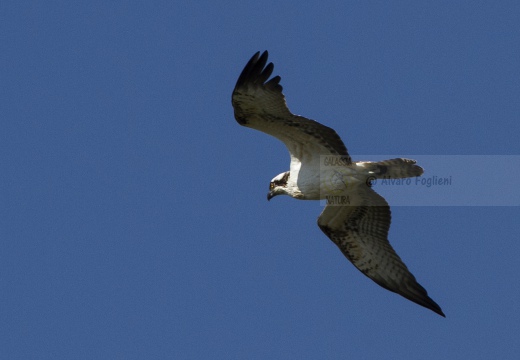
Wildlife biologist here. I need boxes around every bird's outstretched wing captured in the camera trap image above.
[232,51,351,165]
[317,186,445,317]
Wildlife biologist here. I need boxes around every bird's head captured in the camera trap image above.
[267,171,290,201]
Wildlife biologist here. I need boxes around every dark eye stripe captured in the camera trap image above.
[270,172,290,189]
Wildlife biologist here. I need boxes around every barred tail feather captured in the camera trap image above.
[356,158,424,179]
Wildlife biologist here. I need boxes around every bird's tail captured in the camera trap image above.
[356,158,424,179]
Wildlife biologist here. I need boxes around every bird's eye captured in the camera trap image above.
[269,183,275,190]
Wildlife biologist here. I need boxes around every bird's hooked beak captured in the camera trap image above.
[267,190,276,201]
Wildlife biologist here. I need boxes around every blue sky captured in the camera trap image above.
[1,1,520,358]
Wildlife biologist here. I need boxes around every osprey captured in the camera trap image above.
[231,51,444,317]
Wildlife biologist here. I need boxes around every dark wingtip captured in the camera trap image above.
[426,300,445,317]
[419,290,445,317]
[234,50,268,89]
[233,50,284,94]
[413,290,445,317]
[374,276,445,317]
[418,294,445,317]
[431,302,446,317]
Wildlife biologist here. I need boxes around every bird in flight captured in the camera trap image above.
[231,51,444,317]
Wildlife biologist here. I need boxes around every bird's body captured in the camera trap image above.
[231,51,444,317]
[269,159,421,201]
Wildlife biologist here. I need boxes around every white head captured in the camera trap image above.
[267,171,291,200]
